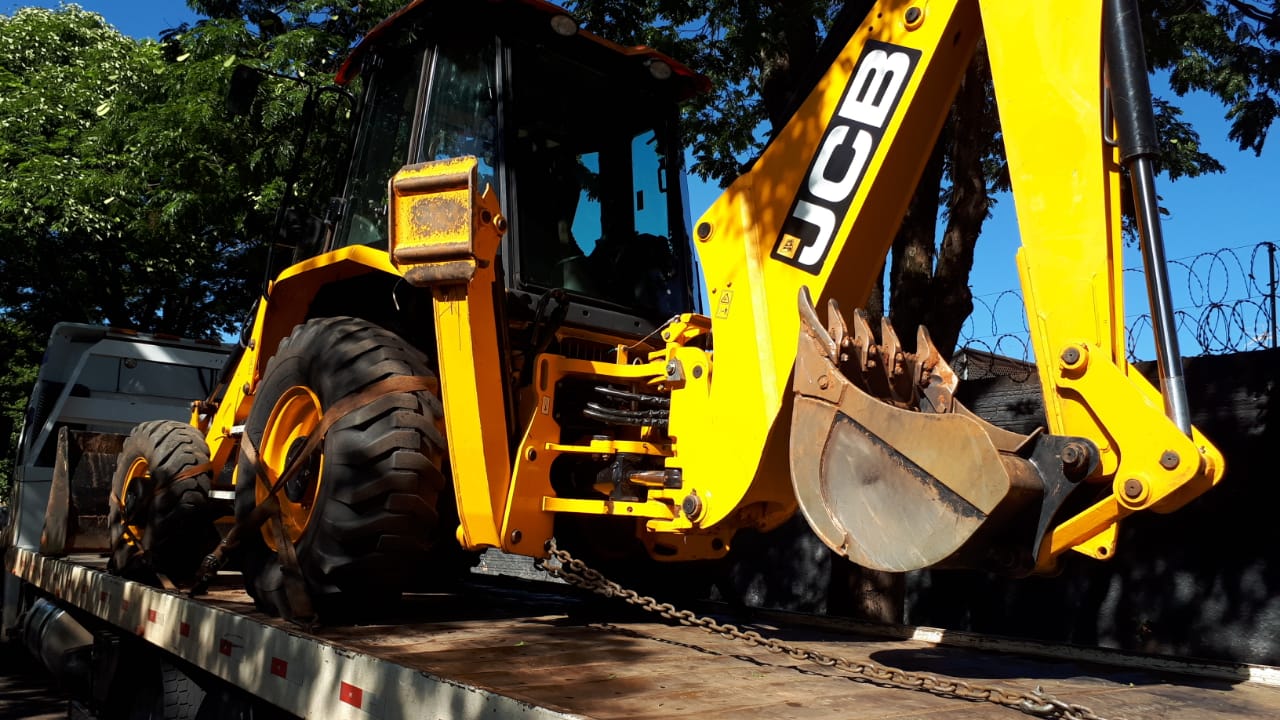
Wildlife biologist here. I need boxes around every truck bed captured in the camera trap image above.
[8,546,1280,719]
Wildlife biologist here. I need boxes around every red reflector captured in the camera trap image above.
[219,639,233,656]
[180,622,191,638]
[339,682,363,708]
[148,609,157,623]
[271,658,288,678]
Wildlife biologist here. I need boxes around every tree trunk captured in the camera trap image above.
[887,135,946,344]
[929,41,994,358]
[879,41,993,360]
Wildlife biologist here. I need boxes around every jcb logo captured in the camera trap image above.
[772,41,920,273]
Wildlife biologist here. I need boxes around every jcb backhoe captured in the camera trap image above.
[106,0,1225,618]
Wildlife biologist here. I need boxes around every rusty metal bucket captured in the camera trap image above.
[789,289,1088,575]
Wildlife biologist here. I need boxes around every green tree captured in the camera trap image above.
[0,6,156,332]
[1147,1,1279,154]
[0,2,392,498]
[0,6,161,497]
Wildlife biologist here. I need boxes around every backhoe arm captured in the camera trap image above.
[673,0,1223,574]
[986,1,1225,566]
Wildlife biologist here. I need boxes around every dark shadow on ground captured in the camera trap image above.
[0,641,69,720]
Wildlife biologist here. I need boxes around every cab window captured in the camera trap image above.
[512,49,690,319]
[332,50,425,250]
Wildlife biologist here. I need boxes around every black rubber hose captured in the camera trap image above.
[1104,0,1160,161]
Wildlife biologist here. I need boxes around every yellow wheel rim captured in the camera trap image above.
[257,385,325,550]
[120,457,149,546]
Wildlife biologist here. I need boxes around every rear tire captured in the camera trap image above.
[108,420,216,582]
[235,316,446,619]
[122,659,206,720]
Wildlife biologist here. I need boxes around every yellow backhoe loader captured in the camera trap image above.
[105,0,1225,618]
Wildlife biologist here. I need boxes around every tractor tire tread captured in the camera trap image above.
[108,420,216,583]
[235,316,444,620]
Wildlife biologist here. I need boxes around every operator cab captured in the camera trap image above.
[331,0,707,331]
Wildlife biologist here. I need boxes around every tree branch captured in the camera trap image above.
[1221,0,1275,25]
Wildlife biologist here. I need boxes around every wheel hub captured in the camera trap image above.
[283,435,319,504]
[120,457,150,546]
[257,385,325,550]
[123,478,142,518]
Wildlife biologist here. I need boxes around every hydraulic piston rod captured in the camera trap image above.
[1104,0,1193,435]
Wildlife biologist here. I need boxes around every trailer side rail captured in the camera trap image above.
[6,547,582,720]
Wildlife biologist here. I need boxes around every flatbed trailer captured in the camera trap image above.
[7,546,1280,720]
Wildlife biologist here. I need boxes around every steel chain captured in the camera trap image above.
[536,540,1118,720]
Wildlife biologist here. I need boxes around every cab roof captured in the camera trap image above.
[335,0,710,97]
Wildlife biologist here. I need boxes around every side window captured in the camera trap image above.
[418,41,498,191]
[569,152,602,255]
[333,52,425,250]
[631,130,669,241]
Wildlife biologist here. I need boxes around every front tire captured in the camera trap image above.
[235,316,446,618]
[108,420,216,582]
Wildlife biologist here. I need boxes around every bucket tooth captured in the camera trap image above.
[905,327,928,402]
[912,325,958,413]
[914,326,937,373]
[878,317,911,405]
[797,287,837,361]
[851,310,890,398]
[827,299,848,363]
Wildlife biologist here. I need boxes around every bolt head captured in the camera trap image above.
[510,529,523,545]
[1159,451,1180,470]
[1060,442,1092,478]
[696,222,712,240]
[681,493,703,518]
[1123,478,1144,500]
[905,6,922,24]
[817,375,830,390]
[1061,347,1081,365]
[665,360,678,376]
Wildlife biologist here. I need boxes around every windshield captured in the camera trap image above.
[512,49,692,319]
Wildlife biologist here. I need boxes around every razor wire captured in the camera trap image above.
[955,241,1278,380]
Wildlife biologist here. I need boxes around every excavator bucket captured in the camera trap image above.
[789,289,1091,575]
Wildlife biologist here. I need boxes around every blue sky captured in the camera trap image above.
[5,0,200,37]
[9,1,1277,355]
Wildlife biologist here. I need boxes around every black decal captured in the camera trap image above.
[771,41,921,274]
